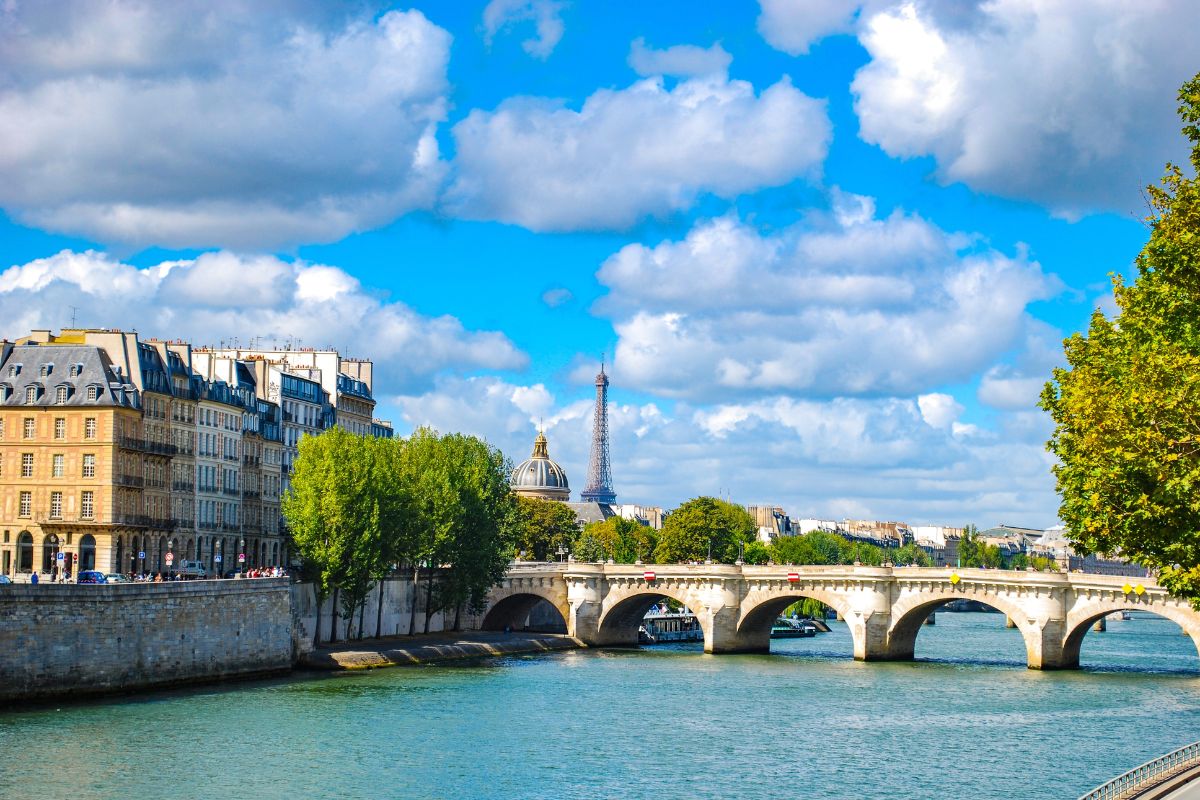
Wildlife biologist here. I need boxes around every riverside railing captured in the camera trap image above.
[1078,740,1200,800]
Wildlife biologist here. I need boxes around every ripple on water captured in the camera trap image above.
[1,613,1198,800]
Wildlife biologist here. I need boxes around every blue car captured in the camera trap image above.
[76,570,107,584]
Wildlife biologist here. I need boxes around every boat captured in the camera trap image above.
[771,617,819,638]
[640,612,704,644]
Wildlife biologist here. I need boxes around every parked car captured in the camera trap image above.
[105,573,132,584]
[177,560,208,579]
[76,570,107,584]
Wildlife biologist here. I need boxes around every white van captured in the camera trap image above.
[178,560,208,579]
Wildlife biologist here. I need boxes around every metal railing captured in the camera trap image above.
[1079,741,1200,800]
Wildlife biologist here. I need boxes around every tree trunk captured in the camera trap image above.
[357,595,366,640]
[313,591,323,650]
[408,564,420,635]
[453,603,461,632]
[423,570,434,634]
[330,587,340,643]
[376,577,385,639]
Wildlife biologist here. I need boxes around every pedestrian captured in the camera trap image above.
[30,570,38,585]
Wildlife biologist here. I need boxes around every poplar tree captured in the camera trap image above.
[1041,74,1200,601]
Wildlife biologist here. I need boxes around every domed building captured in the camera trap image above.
[511,430,571,501]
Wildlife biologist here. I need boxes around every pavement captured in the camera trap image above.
[299,630,582,670]
[1146,766,1200,800]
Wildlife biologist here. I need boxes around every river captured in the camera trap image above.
[2,611,1197,799]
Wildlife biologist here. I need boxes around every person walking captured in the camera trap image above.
[30,571,38,585]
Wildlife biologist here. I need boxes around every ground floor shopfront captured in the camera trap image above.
[1,525,285,580]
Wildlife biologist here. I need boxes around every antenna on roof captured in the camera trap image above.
[69,305,79,327]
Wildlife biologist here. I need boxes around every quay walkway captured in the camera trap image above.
[300,630,582,670]
[1079,741,1200,800]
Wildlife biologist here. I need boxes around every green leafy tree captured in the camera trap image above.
[513,496,580,561]
[573,515,656,563]
[1041,75,1200,602]
[956,524,981,568]
[892,543,932,567]
[284,428,395,646]
[742,540,771,565]
[653,497,755,563]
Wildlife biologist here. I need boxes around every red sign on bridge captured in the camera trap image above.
[787,572,800,582]
[643,571,656,582]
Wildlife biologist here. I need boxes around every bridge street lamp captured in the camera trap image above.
[239,538,246,576]
[556,544,568,564]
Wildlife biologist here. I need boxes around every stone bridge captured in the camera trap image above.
[481,563,1200,669]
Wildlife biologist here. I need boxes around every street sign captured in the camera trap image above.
[138,551,145,560]
[238,553,246,563]
[72,552,78,562]
[165,552,174,565]
[787,572,799,582]
[214,554,223,563]
[643,570,656,581]
[56,552,64,561]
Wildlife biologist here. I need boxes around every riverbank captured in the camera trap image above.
[300,631,582,670]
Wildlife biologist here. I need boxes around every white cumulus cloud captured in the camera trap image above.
[0,250,526,394]
[0,1,452,249]
[628,38,732,78]
[757,0,861,55]
[850,0,1200,216]
[482,0,565,59]
[447,74,830,231]
[591,197,1059,399]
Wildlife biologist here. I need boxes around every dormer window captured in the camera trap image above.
[8,364,21,377]
[55,385,69,404]
[40,363,53,377]
[86,385,100,402]
[70,363,82,377]
[24,385,39,404]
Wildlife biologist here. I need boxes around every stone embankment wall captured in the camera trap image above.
[0,578,294,703]
[290,575,481,658]
[0,574,486,702]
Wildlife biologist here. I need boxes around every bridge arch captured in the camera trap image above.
[737,586,857,655]
[595,583,712,648]
[887,588,1040,666]
[481,584,570,634]
[1063,602,1200,669]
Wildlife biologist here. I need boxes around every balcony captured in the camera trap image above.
[242,488,261,500]
[222,487,240,497]
[144,440,178,456]
[145,478,169,491]
[115,473,144,488]
[220,522,241,533]
[171,480,195,492]
[117,434,145,451]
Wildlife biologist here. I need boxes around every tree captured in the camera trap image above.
[573,515,657,563]
[284,427,395,647]
[742,540,771,565]
[513,496,580,561]
[892,543,932,567]
[956,525,981,568]
[1041,75,1200,601]
[653,497,756,564]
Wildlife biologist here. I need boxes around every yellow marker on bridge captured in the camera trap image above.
[949,573,960,585]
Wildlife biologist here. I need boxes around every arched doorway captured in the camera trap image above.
[42,533,61,575]
[17,531,33,573]
[79,534,96,571]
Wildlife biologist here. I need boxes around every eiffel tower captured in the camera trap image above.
[580,362,616,504]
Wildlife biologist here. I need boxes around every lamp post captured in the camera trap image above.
[167,538,174,580]
[736,540,744,566]
[215,539,223,579]
[555,544,568,564]
[239,538,246,576]
[705,537,713,565]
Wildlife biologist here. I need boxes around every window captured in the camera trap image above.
[8,364,20,377]
[49,491,62,519]
[24,386,37,404]
[86,385,99,401]
[84,418,96,439]
[0,418,4,438]
[82,453,95,478]
[51,454,63,477]
[81,491,94,519]
[54,418,65,439]
[70,363,82,377]
[23,418,34,438]
[0,454,4,476]
[40,364,52,377]
[55,386,67,404]
[19,491,31,517]
[21,453,33,478]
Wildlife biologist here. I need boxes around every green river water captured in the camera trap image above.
[2,611,1198,799]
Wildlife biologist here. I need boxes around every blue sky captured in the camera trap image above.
[0,0,1195,527]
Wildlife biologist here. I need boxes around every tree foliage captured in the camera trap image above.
[1041,74,1200,601]
[573,515,657,563]
[284,426,515,642]
[653,496,756,563]
[513,496,580,561]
